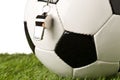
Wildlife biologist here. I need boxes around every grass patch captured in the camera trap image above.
[0,53,120,80]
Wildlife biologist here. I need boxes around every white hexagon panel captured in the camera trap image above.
[94,15,120,62]
[57,0,112,34]
[35,47,73,77]
[73,61,119,78]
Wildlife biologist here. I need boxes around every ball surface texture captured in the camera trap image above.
[24,0,120,78]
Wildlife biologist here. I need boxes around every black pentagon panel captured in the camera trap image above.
[118,62,120,72]
[38,0,59,4]
[109,0,120,15]
[118,68,120,72]
[24,21,35,53]
[55,31,97,68]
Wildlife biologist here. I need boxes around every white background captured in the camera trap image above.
[0,0,32,54]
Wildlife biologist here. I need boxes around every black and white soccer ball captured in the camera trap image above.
[24,0,120,78]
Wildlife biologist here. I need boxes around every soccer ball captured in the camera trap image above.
[24,0,120,78]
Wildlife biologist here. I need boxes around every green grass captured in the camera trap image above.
[0,53,120,80]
